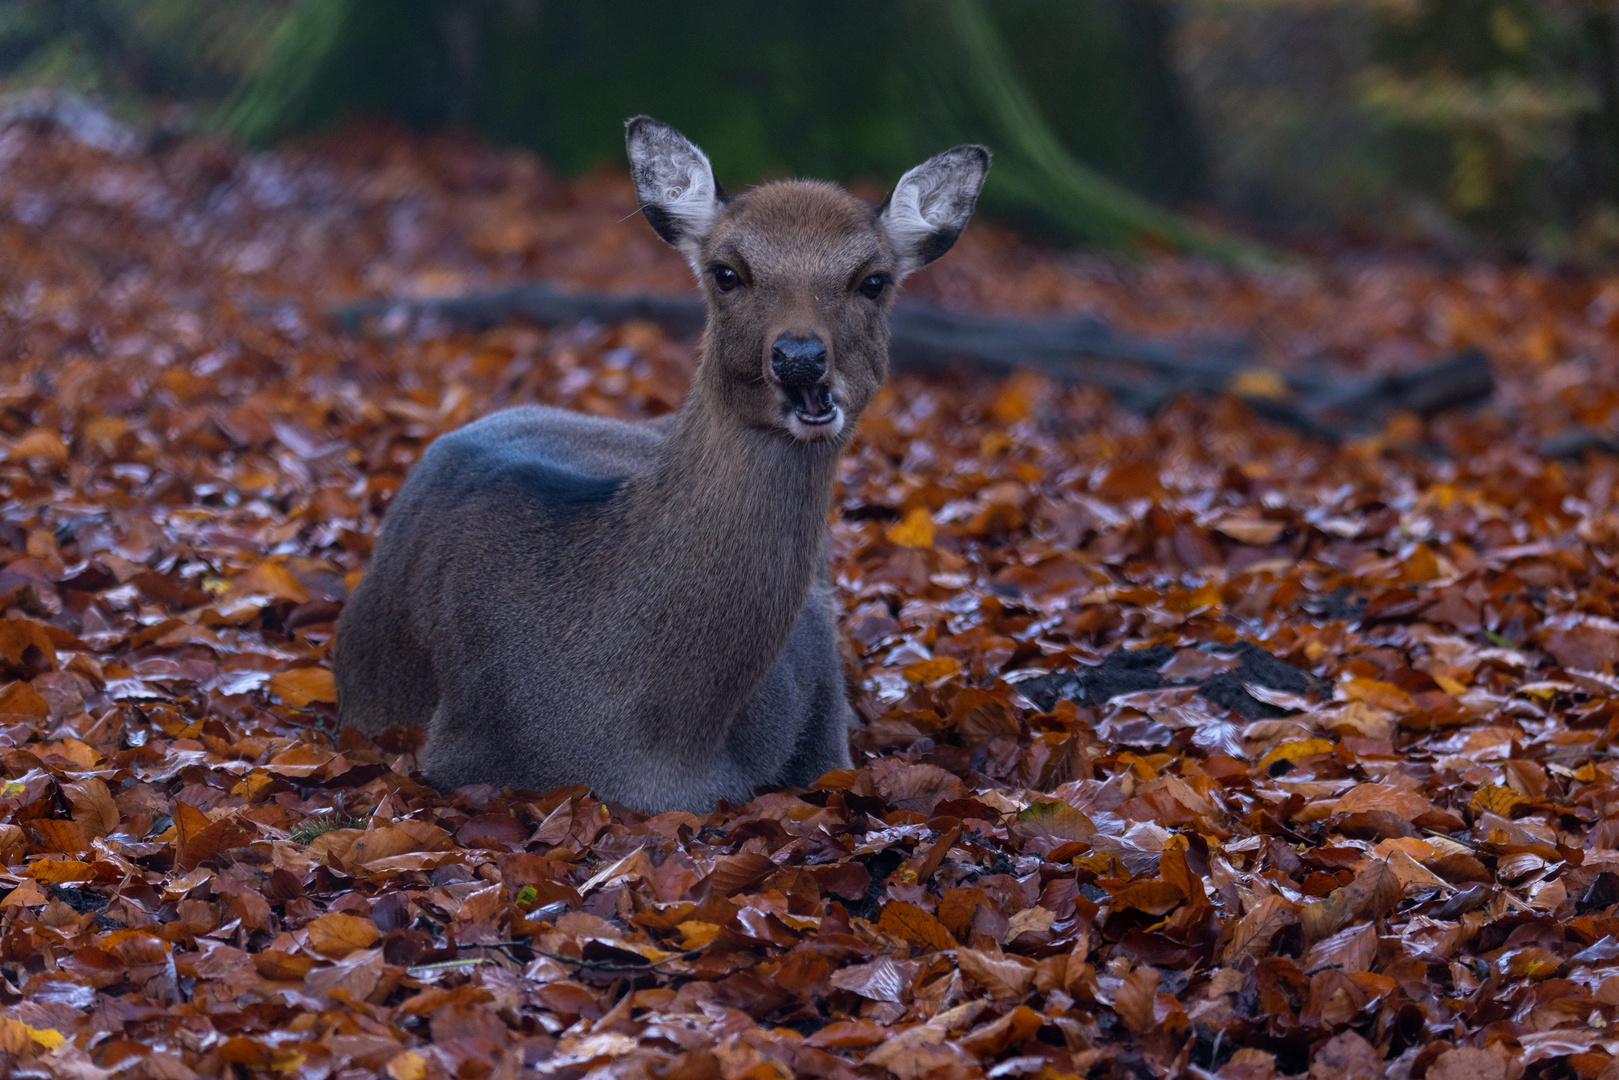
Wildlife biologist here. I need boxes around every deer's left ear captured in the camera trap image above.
[880,145,991,278]
[626,116,721,272]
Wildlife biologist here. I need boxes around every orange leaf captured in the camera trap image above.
[0,681,48,717]
[902,656,961,684]
[1257,738,1336,772]
[1340,677,1415,712]
[1471,783,1527,816]
[231,561,310,603]
[25,858,94,884]
[0,618,56,672]
[270,667,338,707]
[305,912,381,958]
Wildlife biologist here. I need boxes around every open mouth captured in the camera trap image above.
[789,383,837,425]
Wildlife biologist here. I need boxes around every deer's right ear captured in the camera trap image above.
[626,116,721,272]
[880,145,991,278]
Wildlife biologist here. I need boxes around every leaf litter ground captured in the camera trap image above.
[4,114,1619,1080]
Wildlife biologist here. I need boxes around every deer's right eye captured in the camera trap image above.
[711,265,741,292]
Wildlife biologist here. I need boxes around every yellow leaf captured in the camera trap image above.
[270,667,338,707]
[902,656,961,684]
[886,507,935,549]
[1432,672,1470,696]
[1471,783,1528,817]
[0,1018,64,1055]
[676,921,722,950]
[1257,738,1336,772]
[387,1051,428,1080]
[1228,368,1289,400]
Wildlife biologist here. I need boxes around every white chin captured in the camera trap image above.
[786,407,844,442]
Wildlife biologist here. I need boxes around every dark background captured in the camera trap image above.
[5,0,1616,261]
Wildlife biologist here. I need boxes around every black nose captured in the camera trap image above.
[771,334,827,389]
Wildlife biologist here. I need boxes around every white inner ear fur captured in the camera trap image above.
[631,128,719,274]
[880,147,988,279]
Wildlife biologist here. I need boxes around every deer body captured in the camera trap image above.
[335,119,988,812]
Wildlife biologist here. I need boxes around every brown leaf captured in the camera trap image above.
[306,912,382,958]
[1223,895,1297,962]
[955,1004,1043,1056]
[938,887,995,939]
[1109,880,1185,916]
[303,946,385,1002]
[1333,782,1432,820]
[63,777,119,840]
[828,956,920,1002]
[877,900,955,952]
[1427,1047,1506,1080]
[703,851,776,897]
[957,947,1036,999]
[1303,921,1377,974]
[1114,964,1160,1033]
[1307,1030,1383,1080]
[1014,800,1096,841]
[869,761,965,815]
[173,801,254,871]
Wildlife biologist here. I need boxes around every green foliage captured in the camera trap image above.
[0,0,290,104]
[222,0,1266,259]
[288,809,368,846]
[1360,0,1600,243]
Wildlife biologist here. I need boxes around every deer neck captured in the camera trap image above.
[618,364,841,731]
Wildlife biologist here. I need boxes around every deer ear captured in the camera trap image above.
[880,145,991,277]
[626,116,721,271]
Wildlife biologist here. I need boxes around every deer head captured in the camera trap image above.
[627,116,990,444]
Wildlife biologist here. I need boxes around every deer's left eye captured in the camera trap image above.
[858,273,891,300]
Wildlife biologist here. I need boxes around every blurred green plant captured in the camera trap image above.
[1360,0,1601,249]
[0,0,290,107]
[218,0,1269,261]
[1179,0,1619,259]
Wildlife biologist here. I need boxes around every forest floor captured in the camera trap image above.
[3,108,1619,1080]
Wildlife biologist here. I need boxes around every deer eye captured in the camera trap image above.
[858,273,891,300]
[711,265,741,292]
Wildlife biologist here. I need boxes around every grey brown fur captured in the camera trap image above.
[335,117,988,812]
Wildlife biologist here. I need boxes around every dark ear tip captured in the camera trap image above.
[957,144,992,170]
[624,115,664,141]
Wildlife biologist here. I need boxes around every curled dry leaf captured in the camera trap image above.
[2,111,1617,1080]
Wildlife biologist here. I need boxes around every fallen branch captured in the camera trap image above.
[331,283,1494,439]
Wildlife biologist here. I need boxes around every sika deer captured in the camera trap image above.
[334,117,989,812]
